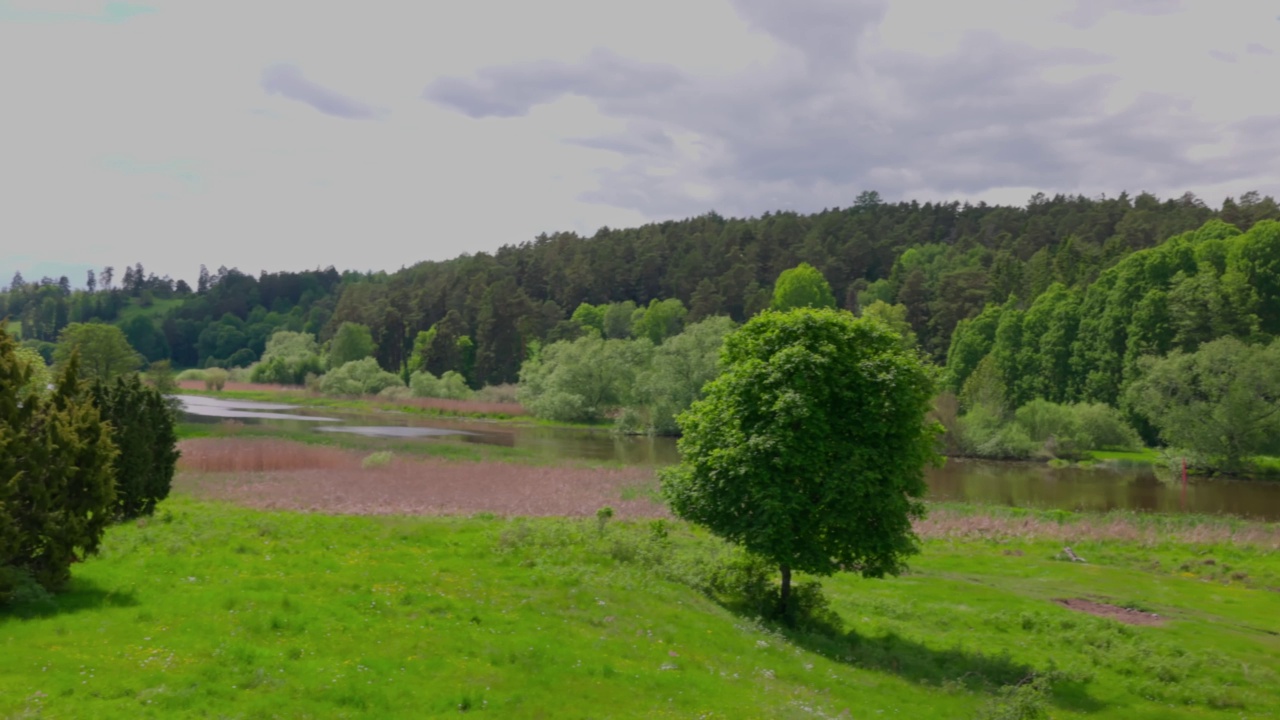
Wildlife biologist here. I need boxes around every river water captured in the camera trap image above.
[176,395,1280,522]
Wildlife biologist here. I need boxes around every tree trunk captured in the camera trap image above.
[779,564,792,618]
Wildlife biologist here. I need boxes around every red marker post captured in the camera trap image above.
[1181,457,1188,511]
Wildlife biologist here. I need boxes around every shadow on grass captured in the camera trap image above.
[713,591,1105,714]
[0,576,139,623]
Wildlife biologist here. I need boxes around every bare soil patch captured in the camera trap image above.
[1054,598,1165,626]
[176,438,663,518]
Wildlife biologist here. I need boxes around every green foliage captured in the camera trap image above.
[409,369,473,400]
[1125,337,1280,473]
[145,360,178,396]
[630,298,688,345]
[13,343,51,396]
[569,303,605,336]
[91,374,180,519]
[1,331,118,598]
[769,263,837,311]
[602,301,637,340]
[318,358,405,397]
[630,316,736,434]
[860,300,917,350]
[959,399,1141,460]
[119,314,170,363]
[53,322,141,384]
[517,334,653,423]
[251,331,324,385]
[1071,403,1142,451]
[661,308,941,615]
[326,322,375,370]
[203,367,228,391]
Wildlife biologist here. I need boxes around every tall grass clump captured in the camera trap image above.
[361,451,394,469]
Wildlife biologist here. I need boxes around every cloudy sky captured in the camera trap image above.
[2,0,1277,287]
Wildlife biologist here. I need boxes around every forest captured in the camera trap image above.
[4,189,1280,472]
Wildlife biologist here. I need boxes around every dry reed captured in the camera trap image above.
[915,506,1280,549]
[176,438,661,518]
[176,439,1280,547]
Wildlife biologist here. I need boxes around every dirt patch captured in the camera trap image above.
[1054,598,1165,626]
[176,439,665,518]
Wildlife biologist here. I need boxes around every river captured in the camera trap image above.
[176,395,1280,522]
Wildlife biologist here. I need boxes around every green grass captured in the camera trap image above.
[1087,448,1161,464]
[115,298,183,324]
[4,498,1279,718]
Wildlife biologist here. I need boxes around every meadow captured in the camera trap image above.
[3,436,1280,719]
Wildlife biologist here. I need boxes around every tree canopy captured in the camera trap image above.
[660,308,941,616]
[53,323,141,384]
[770,263,837,311]
[1125,337,1280,472]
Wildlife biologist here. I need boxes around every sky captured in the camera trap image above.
[1,0,1278,288]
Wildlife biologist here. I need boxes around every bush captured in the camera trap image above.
[958,405,1036,459]
[203,367,228,391]
[1,340,118,598]
[474,383,519,404]
[91,375,180,520]
[409,370,473,400]
[1013,399,1079,444]
[251,331,325,385]
[377,385,413,401]
[1072,402,1141,451]
[318,358,404,396]
[175,368,207,383]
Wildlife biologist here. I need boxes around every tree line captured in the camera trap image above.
[6,190,1277,390]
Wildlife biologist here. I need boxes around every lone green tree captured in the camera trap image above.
[53,323,141,384]
[770,263,837,312]
[661,308,940,617]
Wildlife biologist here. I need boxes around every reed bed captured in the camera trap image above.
[176,438,661,518]
[916,504,1280,548]
[178,438,361,473]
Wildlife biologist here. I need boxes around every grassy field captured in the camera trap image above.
[3,493,1279,719]
[115,297,184,324]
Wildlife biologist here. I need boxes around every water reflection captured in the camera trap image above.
[175,395,1280,521]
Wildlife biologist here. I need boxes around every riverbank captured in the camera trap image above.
[3,495,1277,718]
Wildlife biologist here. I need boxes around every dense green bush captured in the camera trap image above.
[318,358,404,396]
[250,331,325,385]
[958,399,1141,459]
[91,374,180,520]
[517,335,652,423]
[410,370,473,400]
[2,332,118,599]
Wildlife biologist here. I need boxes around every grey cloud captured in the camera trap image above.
[567,123,675,157]
[261,64,383,120]
[729,0,888,65]
[1209,50,1238,63]
[1059,0,1183,28]
[1246,43,1274,55]
[428,3,1274,220]
[423,49,684,118]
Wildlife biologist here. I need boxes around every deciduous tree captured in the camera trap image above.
[661,308,940,618]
